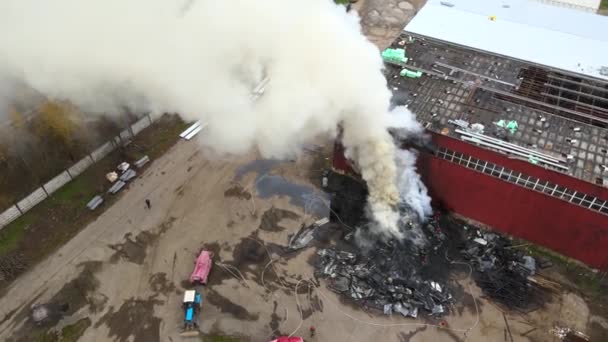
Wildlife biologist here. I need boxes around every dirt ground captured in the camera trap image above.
[0,2,607,342]
[0,136,605,342]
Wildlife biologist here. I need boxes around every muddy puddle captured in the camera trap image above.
[398,327,428,341]
[300,290,324,320]
[269,301,281,332]
[109,232,152,264]
[258,207,299,232]
[255,175,329,217]
[8,261,103,341]
[206,289,259,321]
[224,184,252,200]
[199,234,287,292]
[234,159,282,181]
[233,159,329,217]
[149,272,175,295]
[95,296,163,342]
[109,217,176,264]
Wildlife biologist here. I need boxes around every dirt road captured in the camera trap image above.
[0,136,602,342]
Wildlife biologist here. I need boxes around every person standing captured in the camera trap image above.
[145,199,151,209]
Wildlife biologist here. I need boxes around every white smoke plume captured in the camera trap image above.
[0,0,428,237]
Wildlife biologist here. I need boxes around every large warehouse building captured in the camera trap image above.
[334,0,608,267]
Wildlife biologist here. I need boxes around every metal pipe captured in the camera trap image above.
[460,136,569,171]
[456,129,566,164]
[384,59,608,125]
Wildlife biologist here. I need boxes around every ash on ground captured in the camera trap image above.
[314,171,548,318]
[315,208,453,318]
[460,226,547,312]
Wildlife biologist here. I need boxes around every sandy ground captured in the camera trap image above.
[0,137,603,342]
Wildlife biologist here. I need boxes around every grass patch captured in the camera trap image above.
[132,118,189,159]
[601,0,608,10]
[334,0,350,4]
[30,317,91,342]
[521,243,608,311]
[59,318,92,342]
[0,213,33,256]
[0,114,185,290]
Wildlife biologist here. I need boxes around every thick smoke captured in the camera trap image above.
[0,0,429,237]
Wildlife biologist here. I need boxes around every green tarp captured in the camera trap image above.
[495,119,518,134]
[400,69,423,78]
[382,48,408,63]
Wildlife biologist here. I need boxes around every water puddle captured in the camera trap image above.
[234,159,330,217]
[234,159,282,181]
[256,175,329,217]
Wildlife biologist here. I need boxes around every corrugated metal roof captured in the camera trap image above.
[531,0,600,12]
[405,0,608,80]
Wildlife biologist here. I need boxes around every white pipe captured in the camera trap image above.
[460,136,569,171]
[456,129,566,164]
[180,121,202,138]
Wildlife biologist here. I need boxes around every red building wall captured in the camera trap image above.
[332,133,608,269]
[430,133,608,199]
[420,133,608,269]
[418,152,608,269]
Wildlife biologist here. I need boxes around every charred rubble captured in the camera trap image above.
[459,227,547,312]
[315,206,454,318]
[316,171,548,317]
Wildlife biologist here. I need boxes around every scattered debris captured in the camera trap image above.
[315,210,453,317]
[551,326,590,341]
[460,227,546,311]
[120,169,137,182]
[323,173,548,318]
[495,119,518,134]
[134,155,150,168]
[108,180,126,194]
[106,172,118,183]
[471,123,485,133]
[117,162,130,172]
[287,218,329,251]
[30,304,51,324]
[86,195,104,210]
[448,119,470,129]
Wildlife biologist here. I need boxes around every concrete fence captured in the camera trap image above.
[0,113,156,229]
[43,171,72,195]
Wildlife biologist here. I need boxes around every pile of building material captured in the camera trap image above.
[316,244,452,318]
[318,172,548,317]
[382,48,408,64]
[179,121,205,141]
[315,209,453,318]
[459,227,546,312]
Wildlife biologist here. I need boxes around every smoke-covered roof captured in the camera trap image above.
[405,0,608,81]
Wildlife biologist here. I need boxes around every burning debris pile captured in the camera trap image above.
[460,227,546,312]
[317,172,548,318]
[315,211,454,318]
[315,245,451,318]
